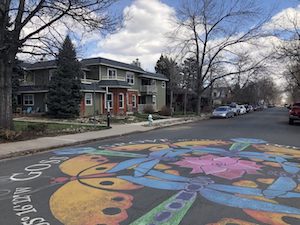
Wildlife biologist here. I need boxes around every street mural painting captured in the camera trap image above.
[45,138,300,225]
[4,139,300,224]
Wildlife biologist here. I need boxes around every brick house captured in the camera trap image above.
[18,57,168,116]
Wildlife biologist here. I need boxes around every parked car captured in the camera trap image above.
[289,102,300,125]
[229,104,240,116]
[239,105,247,114]
[253,105,263,111]
[245,104,253,113]
[212,106,235,118]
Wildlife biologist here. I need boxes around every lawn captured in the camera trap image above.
[13,121,107,132]
[0,121,108,143]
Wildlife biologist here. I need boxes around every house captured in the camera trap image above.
[211,87,232,106]
[18,57,168,116]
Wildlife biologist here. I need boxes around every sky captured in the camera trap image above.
[20,0,300,76]
[70,0,300,74]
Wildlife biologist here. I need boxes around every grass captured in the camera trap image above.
[13,121,107,132]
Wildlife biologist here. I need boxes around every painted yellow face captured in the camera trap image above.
[50,155,142,225]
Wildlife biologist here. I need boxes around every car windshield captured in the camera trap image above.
[216,107,228,111]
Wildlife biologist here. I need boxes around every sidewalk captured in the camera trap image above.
[0,116,208,159]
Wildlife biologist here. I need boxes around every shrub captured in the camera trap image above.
[26,123,48,132]
[0,129,22,141]
[159,106,171,116]
[143,104,155,114]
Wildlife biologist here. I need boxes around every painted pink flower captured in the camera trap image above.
[173,154,262,180]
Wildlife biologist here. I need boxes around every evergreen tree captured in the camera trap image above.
[47,36,82,118]
[155,55,180,111]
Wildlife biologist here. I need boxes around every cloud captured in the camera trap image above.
[90,0,177,71]
[263,4,300,32]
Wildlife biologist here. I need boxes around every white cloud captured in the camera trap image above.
[264,5,300,32]
[90,0,177,71]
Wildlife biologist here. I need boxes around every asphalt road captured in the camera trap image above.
[1,107,300,225]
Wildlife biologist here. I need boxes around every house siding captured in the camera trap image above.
[33,70,51,86]
[156,80,166,111]
[86,66,99,80]
[82,92,103,117]
[21,93,46,112]
[100,65,127,81]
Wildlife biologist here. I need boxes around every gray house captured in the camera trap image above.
[18,57,168,116]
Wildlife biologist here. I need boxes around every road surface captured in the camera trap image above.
[1,107,300,225]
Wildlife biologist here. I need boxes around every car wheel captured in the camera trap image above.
[289,118,294,125]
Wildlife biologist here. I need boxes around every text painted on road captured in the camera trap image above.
[12,187,49,225]
[10,156,69,181]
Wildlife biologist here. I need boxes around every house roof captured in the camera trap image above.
[81,57,145,73]
[18,85,49,93]
[81,83,106,92]
[139,72,169,81]
[98,80,132,88]
[22,57,169,81]
[22,60,57,70]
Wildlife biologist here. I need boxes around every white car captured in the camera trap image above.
[229,104,240,115]
[239,105,247,114]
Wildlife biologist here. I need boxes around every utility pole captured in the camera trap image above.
[93,82,96,127]
[106,86,111,128]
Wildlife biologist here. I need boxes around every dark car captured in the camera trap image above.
[245,104,253,113]
[289,102,300,125]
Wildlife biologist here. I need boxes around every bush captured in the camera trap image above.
[159,106,171,116]
[0,129,22,141]
[26,123,48,132]
[143,104,155,114]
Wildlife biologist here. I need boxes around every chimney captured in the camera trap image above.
[132,58,141,67]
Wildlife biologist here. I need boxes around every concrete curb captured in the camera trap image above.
[0,116,209,160]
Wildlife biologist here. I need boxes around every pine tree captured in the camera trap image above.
[47,36,82,118]
[155,55,180,111]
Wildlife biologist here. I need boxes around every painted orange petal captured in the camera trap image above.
[50,180,134,225]
[60,155,109,176]
[108,144,168,152]
[174,140,231,147]
[207,218,259,225]
[244,209,300,225]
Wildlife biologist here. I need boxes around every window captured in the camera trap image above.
[107,69,117,79]
[23,94,34,106]
[119,93,124,109]
[85,93,93,106]
[161,81,166,88]
[151,80,156,86]
[152,95,156,105]
[105,93,113,109]
[126,73,134,85]
[23,73,34,84]
[49,70,55,81]
[132,94,137,108]
[82,71,87,80]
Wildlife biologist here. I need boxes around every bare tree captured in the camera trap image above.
[0,0,118,130]
[273,11,300,102]
[155,55,181,113]
[170,0,269,114]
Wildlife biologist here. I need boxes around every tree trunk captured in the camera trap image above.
[0,57,13,130]
[197,95,202,115]
[170,89,174,116]
[184,91,187,116]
